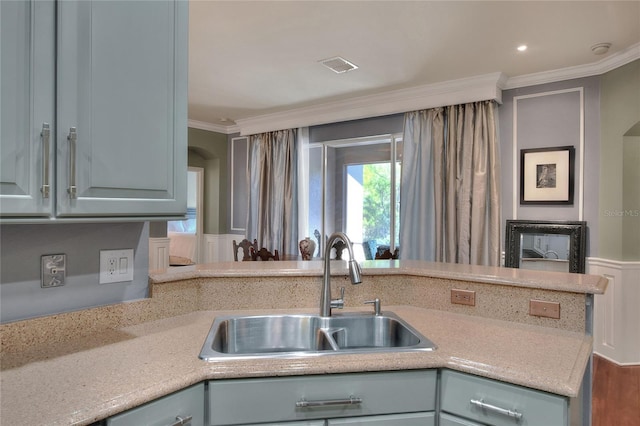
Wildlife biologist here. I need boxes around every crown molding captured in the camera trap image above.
[502,42,640,90]
[188,119,239,135]
[235,72,504,136]
[189,43,639,136]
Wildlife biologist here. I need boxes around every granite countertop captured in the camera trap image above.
[0,305,592,426]
[150,259,608,295]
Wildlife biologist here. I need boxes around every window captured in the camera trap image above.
[306,135,402,261]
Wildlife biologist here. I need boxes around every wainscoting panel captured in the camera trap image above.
[589,257,640,365]
[149,237,170,270]
[204,234,244,262]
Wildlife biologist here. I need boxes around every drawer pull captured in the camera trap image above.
[40,123,50,198]
[470,398,523,421]
[67,127,77,199]
[296,395,362,408]
[168,415,192,426]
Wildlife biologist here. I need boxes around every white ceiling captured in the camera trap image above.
[188,1,640,134]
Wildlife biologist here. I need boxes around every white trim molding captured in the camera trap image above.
[230,136,249,232]
[512,88,585,220]
[204,234,243,262]
[235,72,504,136]
[188,119,239,135]
[149,237,170,270]
[589,257,640,366]
[503,42,640,90]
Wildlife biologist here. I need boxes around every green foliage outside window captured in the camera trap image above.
[363,163,391,245]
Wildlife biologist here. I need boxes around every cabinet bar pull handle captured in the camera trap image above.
[40,123,50,198]
[296,395,362,408]
[470,398,523,421]
[168,414,192,426]
[67,127,77,199]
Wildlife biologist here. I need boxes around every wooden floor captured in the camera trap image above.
[592,354,640,426]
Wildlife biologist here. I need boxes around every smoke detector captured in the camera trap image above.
[591,42,611,55]
[319,56,358,74]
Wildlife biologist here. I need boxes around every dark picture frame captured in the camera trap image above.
[520,146,575,205]
[504,220,587,273]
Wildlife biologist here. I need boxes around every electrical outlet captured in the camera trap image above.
[529,300,561,319]
[41,254,66,288]
[100,249,134,284]
[451,289,476,306]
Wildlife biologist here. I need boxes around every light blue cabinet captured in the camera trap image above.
[1,0,187,221]
[0,0,55,217]
[104,369,580,426]
[440,370,570,426]
[208,370,438,426]
[106,383,204,426]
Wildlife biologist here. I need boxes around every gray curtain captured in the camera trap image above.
[246,129,298,255]
[400,101,501,266]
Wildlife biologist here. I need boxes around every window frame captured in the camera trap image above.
[308,133,403,258]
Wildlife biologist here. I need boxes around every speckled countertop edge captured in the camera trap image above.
[0,306,592,426]
[149,260,607,295]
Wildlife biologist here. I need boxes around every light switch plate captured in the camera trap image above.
[99,249,134,284]
[41,254,66,288]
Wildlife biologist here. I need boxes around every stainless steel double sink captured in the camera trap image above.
[199,311,437,360]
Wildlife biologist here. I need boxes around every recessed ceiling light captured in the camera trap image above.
[319,56,358,74]
[517,45,528,52]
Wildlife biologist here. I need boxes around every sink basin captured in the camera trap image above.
[325,315,423,349]
[200,311,436,360]
[207,314,335,355]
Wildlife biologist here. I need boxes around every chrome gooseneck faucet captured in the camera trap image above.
[321,232,362,317]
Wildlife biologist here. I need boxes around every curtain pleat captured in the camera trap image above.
[400,101,501,266]
[246,129,298,255]
[399,109,442,260]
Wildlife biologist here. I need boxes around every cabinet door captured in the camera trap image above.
[0,0,55,217]
[56,0,187,217]
[106,383,204,426]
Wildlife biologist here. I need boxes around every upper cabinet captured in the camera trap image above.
[0,0,188,221]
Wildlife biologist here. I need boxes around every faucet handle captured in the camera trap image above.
[364,298,382,316]
[330,287,345,310]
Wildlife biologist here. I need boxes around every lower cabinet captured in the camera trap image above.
[103,369,574,426]
[207,370,438,426]
[106,383,204,426]
[440,370,570,426]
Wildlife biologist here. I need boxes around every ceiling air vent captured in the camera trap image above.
[319,56,358,74]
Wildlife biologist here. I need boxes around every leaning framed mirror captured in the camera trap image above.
[505,220,587,273]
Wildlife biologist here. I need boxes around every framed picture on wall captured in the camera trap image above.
[520,146,575,205]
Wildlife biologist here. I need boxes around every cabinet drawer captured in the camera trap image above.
[440,370,568,426]
[328,412,435,425]
[208,370,437,426]
[439,413,485,426]
[106,383,204,426]
[244,422,324,426]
